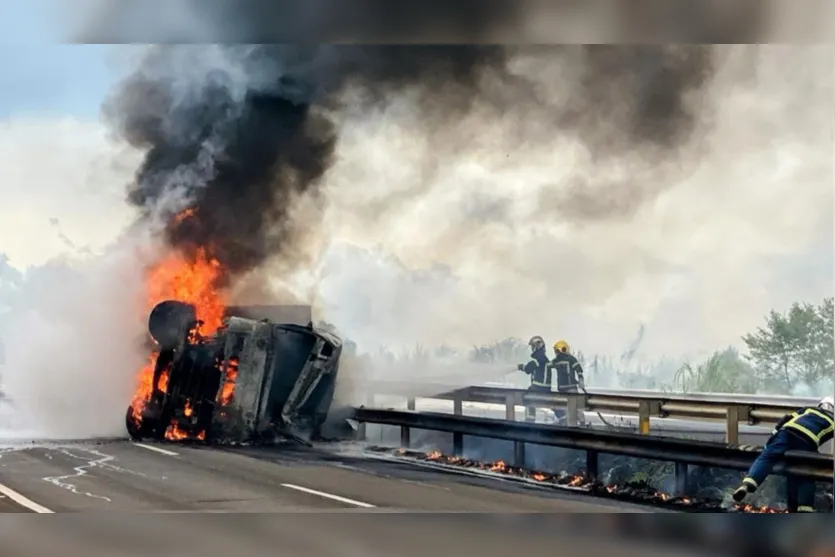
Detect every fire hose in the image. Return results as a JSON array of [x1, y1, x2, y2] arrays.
[[577, 379, 626, 429]]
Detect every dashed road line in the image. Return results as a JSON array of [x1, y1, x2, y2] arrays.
[[281, 483, 376, 508], [133, 443, 179, 457]]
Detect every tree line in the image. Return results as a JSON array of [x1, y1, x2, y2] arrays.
[[680, 297, 833, 396]]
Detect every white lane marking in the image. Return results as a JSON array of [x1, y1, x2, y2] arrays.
[[133, 443, 179, 457], [0, 482, 54, 513], [281, 483, 376, 508]]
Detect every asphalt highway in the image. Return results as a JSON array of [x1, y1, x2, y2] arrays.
[[0, 440, 658, 513]]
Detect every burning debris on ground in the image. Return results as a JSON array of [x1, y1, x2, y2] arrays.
[[367, 446, 793, 513]]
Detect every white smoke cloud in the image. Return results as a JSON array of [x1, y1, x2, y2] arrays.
[[305, 45, 833, 362], [0, 244, 150, 439], [0, 116, 149, 439]]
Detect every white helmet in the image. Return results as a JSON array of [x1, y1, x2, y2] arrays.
[[818, 396, 834, 413], [528, 336, 546, 352]]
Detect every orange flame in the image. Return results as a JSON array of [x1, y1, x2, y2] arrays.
[[219, 357, 239, 406], [146, 245, 227, 336], [128, 356, 158, 423], [490, 460, 507, 472], [128, 217, 230, 439], [157, 368, 170, 392], [386, 448, 791, 513], [164, 420, 205, 441]]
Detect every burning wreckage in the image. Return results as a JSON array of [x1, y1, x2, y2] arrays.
[[126, 300, 343, 445]]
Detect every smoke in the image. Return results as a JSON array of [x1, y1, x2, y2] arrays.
[[0, 9, 821, 445], [107, 43, 720, 277], [0, 116, 149, 439], [102, 42, 742, 334], [99, 2, 758, 286], [0, 243, 152, 439], [67, 8, 828, 402], [791, 378, 834, 400], [312, 44, 832, 362]]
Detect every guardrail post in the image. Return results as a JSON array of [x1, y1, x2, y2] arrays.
[[506, 393, 525, 467], [525, 405, 536, 423], [454, 395, 463, 416], [586, 450, 599, 481], [674, 463, 688, 496], [453, 394, 464, 455], [638, 401, 651, 435], [407, 397, 416, 411], [356, 392, 377, 441], [400, 425, 411, 448], [786, 478, 798, 512], [505, 394, 515, 421], [725, 406, 740, 444], [566, 396, 579, 427], [453, 432, 463, 456]]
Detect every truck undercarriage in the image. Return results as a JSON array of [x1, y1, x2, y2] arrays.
[[127, 300, 342, 445]]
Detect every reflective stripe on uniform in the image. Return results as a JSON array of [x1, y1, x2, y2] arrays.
[[783, 408, 835, 445], [797, 505, 815, 512], [531, 380, 550, 387], [742, 477, 757, 488], [808, 408, 835, 423]]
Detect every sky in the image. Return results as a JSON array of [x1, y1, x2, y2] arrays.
[[0, 44, 114, 119], [0, 3, 142, 270], [0, 40, 140, 269], [0, 1, 116, 116]]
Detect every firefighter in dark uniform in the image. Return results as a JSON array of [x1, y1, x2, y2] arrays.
[[732, 395, 834, 512], [518, 336, 560, 422], [518, 336, 551, 391], [549, 340, 585, 393]]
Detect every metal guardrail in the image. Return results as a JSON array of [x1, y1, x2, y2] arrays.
[[350, 380, 815, 444], [353, 407, 833, 510]]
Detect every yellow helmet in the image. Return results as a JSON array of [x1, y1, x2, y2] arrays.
[[554, 340, 570, 353]]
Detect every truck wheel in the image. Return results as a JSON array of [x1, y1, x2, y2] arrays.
[[126, 406, 144, 440], [126, 405, 159, 440]]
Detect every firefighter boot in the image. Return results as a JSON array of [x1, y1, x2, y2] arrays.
[[732, 483, 755, 503]]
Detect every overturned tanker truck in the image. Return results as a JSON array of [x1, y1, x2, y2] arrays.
[[126, 300, 343, 445]]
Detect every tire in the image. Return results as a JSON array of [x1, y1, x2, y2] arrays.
[[126, 405, 146, 440], [126, 405, 161, 440]]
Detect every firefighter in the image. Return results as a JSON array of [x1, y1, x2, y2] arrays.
[[549, 340, 585, 393], [518, 335, 561, 423], [732, 395, 835, 512], [517, 336, 552, 391]]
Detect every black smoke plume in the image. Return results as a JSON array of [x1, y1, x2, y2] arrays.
[[102, 7, 767, 283]]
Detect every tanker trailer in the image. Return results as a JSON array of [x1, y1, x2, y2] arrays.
[[126, 300, 342, 444]]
